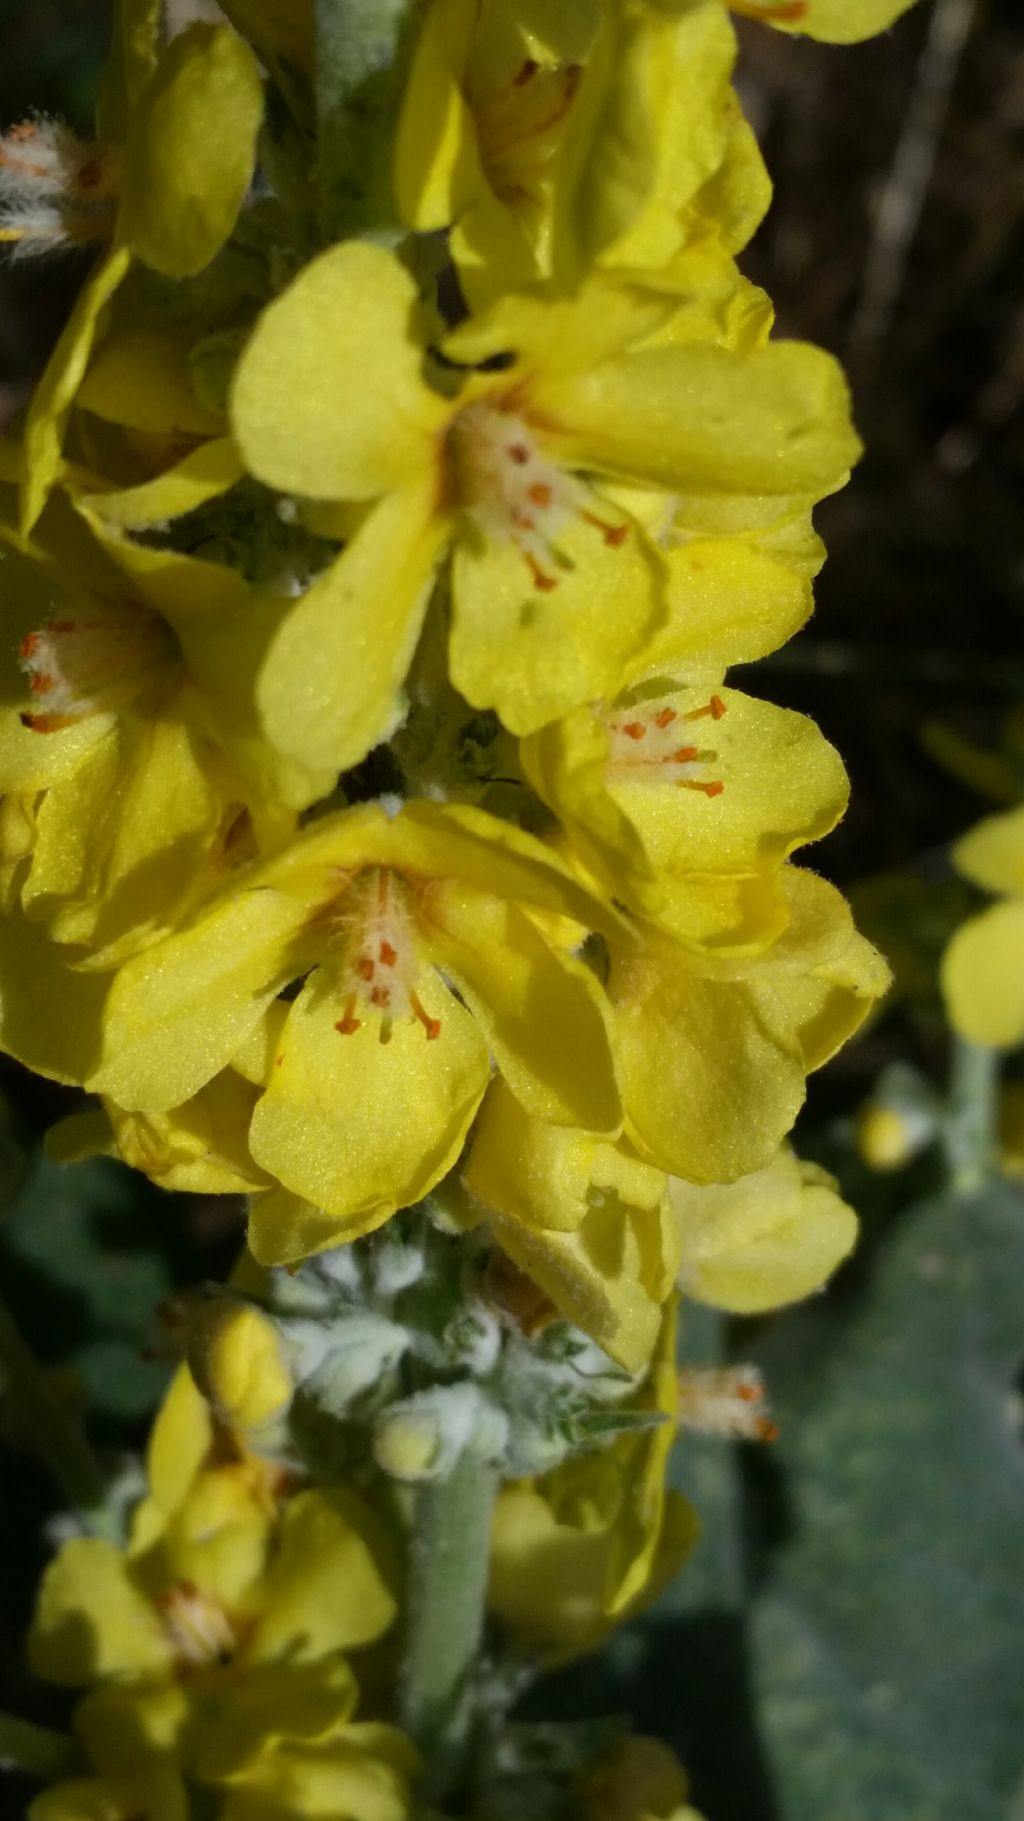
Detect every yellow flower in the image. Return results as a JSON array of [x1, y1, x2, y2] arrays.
[[395, 0, 753, 301], [14, 15, 263, 533], [0, 490, 313, 970], [187, 1300, 294, 1435], [29, 1458, 400, 1803], [30, 1769, 189, 1821], [521, 681, 848, 942], [230, 240, 858, 764], [581, 1736, 705, 1821], [941, 805, 1024, 1048], [464, 1080, 676, 1370], [87, 799, 624, 1260], [609, 867, 891, 1184], [670, 1143, 858, 1311], [489, 1301, 697, 1660], [47, 1068, 271, 1199], [651, 0, 919, 44]]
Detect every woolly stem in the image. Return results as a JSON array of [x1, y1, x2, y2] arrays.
[[944, 1035, 998, 1191], [400, 1451, 498, 1799]]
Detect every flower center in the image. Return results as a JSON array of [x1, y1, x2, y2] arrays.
[[676, 1366, 778, 1442], [471, 59, 582, 208], [0, 119, 119, 257], [332, 867, 441, 1043], [603, 694, 728, 796], [449, 398, 629, 591], [156, 1579, 240, 1671], [18, 608, 178, 731]]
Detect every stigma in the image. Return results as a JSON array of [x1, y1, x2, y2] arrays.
[[18, 609, 177, 731], [333, 868, 441, 1043], [604, 694, 727, 795], [450, 398, 629, 591]]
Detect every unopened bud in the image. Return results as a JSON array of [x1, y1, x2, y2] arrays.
[[856, 1101, 932, 1172], [373, 1409, 443, 1481], [188, 1300, 292, 1432]]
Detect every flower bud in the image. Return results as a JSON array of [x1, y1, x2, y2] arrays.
[[187, 1300, 293, 1432]]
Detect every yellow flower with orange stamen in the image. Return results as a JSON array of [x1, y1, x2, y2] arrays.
[[230, 240, 857, 770], [522, 681, 849, 946], [85, 798, 625, 1262]]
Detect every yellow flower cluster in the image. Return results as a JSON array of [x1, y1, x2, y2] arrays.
[[1, 0, 891, 1354], [0, 0, 914, 1809]]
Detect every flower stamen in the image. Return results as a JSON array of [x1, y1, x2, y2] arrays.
[[450, 399, 629, 593], [604, 695, 727, 794], [676, 1366, 778, 1442]]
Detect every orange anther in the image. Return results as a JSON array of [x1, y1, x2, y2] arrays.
[[709, 694, 727, 720], [654, 707, 677, 729], [356, 955, 375, 980], [336, 995, 362, 1036], [507, 443, 531, 465], [620, 721, 646, 741], [28, 672, 56, 696], [680, 779, 724, 797], [526, 553, 557, 592], [672, 745, 699, 763], [528, 482, 553, 508], [603, 522, 628, 548], [410, 990, 442, 1041], [756, 1418, 780, 1442], [685, 694, 728, 723], [19, 632, 39, 658], [379, 940, 398, 967], [370, 984, 391, 1009], [737, 1382, 759, 1402]]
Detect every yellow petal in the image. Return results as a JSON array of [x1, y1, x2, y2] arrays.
[[248, 967, 489, 1228], [120, 24, 264, 277], [28, 1539, 170, 1686], [0, 909, 108, 1085], [539, 338, 859, 499], [246, 1488, 397, 1663], [246, 1186, 394, 1267], [671, 1145, 857, 1312], [105, 1071, 267, 1195], [393, 0, 481, 230], [21, 247, 132, 536], [77, 327, 225, 436], [951, 805, 1024, 897], [624, 529, 815, 680], [30, 1772, 188, 1821], [758, 0, 919, 44], [941, 900, 1024, 1049], [81, 437, 244, 530], [255, 482, 447, 782], [423, 882, 622, 1133], [23, 712, 224, 960], [231, 241, 448, 500], [610, 930, 806, 1183], [449, 506, 664, 734], [89, 886, 314, 1110]]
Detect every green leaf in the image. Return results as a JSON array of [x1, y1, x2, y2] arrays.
[[0, 1152, 175, 1422], [747, 1178, 1024, 1820]]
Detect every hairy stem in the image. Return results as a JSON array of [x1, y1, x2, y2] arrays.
[[0, 1292, 119, 1543], [944, 1035, 998, 1191], [400, 1451, 498, 1799]]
